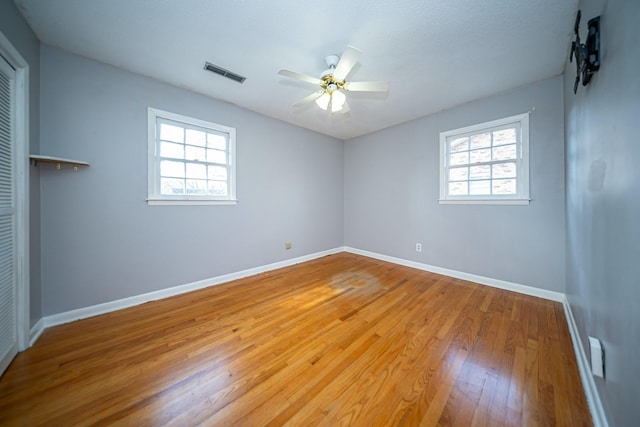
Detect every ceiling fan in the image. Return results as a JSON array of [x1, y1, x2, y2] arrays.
[[278, 46, 390, 114]]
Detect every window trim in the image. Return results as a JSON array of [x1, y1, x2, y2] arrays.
[[147, 107, 237, 206], [438, 113, 530, 205]]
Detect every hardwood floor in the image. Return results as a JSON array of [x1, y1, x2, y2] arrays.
[[0, 253, 591, 426]]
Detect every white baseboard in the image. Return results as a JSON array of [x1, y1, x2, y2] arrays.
[[36, 245, 563, 328], [344, 247, 565, 302], [36, 246, 563, 333], [562, 298, 608, 427], [42, 247, 344, 330], [29, 318, 45, 347]]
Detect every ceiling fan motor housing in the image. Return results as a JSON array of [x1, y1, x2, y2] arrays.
[[325, 54, 340, 68], [320, 54, 340, 80]]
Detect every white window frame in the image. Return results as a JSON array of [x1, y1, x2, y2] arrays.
[[147, 107, 237, 206], [439, 113, 530, 205]]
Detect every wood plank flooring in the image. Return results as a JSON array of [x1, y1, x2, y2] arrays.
[[0, 253, 592, 426]]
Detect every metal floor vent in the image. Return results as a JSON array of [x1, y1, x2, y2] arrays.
[[204, 62, 246, 83]]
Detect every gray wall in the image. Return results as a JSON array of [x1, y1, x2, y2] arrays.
[[0, 0, 41, 327], [564, 0, 640, 425], [345, 76, 566, 292], [39, 46, 344, 315]]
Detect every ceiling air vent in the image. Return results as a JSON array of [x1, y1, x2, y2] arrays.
[[204, 62, 246, 83]]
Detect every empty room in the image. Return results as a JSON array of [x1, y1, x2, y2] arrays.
[[0, 0, 638, 425]]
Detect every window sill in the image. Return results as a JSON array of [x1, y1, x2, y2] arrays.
[[147, 199, 238, 206], [438, 198, 530, 205]]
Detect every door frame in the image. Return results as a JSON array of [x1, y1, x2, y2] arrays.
[[0, 30, 30, 351]]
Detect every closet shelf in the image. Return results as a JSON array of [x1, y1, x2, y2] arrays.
[[30, 155, 89, 171]]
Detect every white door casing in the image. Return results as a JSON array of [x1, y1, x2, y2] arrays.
[[0, 30, 30, 377], [0, 50, 18, 375]]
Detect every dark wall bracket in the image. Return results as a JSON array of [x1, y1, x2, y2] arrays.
[[570, 10, 601, 94]]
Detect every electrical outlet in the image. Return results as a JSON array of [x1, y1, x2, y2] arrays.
[[415, 243, 422, 252], [285, 241, 292, 250], [589, 336, 604, 377]]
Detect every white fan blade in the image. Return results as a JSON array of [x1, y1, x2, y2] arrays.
[[345, 81, 390, 92], [278, 69, 322, 86], [333, 46, 362, 81], [293, 90, 325, 108]]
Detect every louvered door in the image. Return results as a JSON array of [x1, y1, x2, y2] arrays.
[[0, 53, 17, 376]]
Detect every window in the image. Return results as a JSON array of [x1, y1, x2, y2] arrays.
[[147, 108, 236, 205], [439, 113, 529, 205]]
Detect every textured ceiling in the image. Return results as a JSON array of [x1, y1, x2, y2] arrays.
[[15, 0, 578, 140]]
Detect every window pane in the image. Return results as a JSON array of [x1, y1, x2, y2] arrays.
[[469, 148, 491, 164], [469, 165, 490, 180], [493, 128, 516, 146], [186, 129, 207, 147], [493, 144, 517, 161], [208, 165, 227, 180], [449, 137, 468, 153], [186, 163, 207, 179], [160, 160, 185, 178], [469, 180, 491, 195], [440, 114, 527, 203], [492, 178, 516, 194], [208, 149, 227, 164], [160, 124, 184, 143], [470, 132, 491, 149], [208, 134, 227, 150], [186, 145, 206, 161], [208, 180, 228, 196], [449, 167, 468, 181], [186, 179, 207, 195], [160, 141, 184, 159], [448, 181, 468, 195], [492, 162, 517, 178], [153, 111, 235, 202], [161, 178, 185, 195]]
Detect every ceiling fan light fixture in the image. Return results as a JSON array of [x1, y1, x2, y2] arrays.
[[331, 90, 346, 113], [315, 92, 331, 110]]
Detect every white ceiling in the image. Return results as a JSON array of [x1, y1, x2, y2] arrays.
[[15, 0, 578, 140]]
